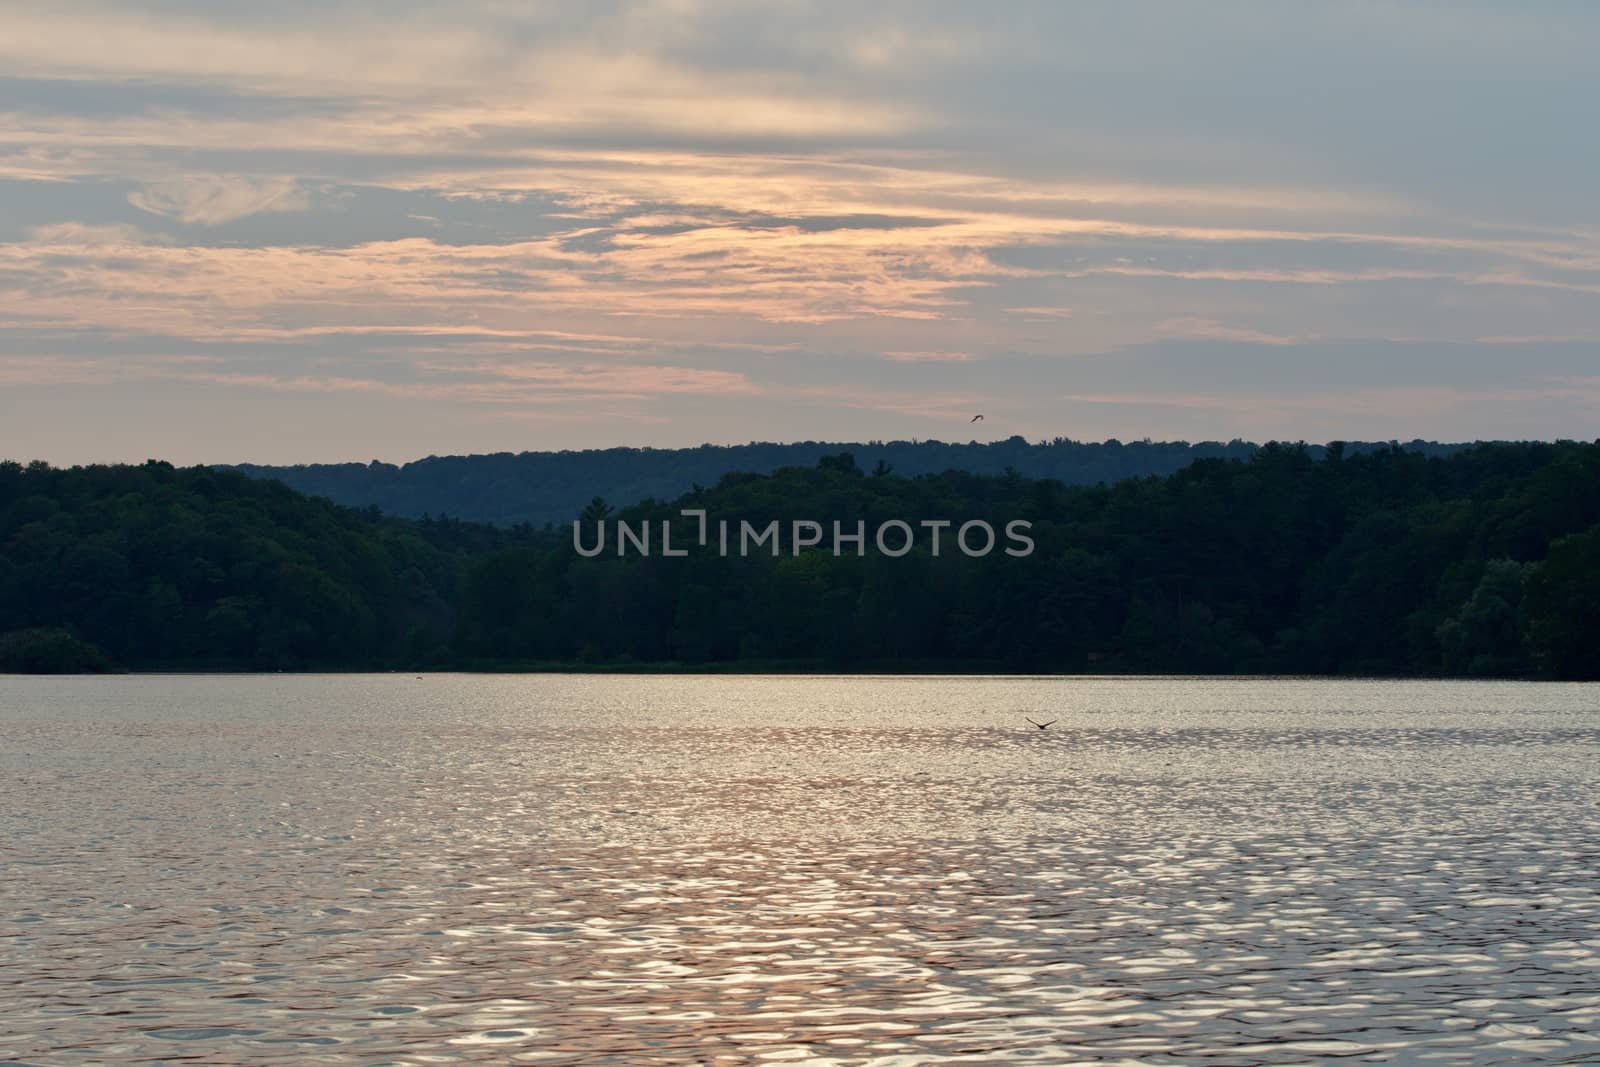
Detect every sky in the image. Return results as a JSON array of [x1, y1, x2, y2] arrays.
[[2, 1, 1598, 465]]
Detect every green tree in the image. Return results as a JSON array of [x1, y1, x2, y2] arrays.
[[1435, 560, 1530, 676], [1523, 525, 1600, 679]]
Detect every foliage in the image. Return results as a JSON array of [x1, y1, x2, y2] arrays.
[[4, 443, 1597, 677], [1523, 524, 1600, 680], [0, 627, 115, 673], [0, 460, 473, 671], [452, 441, 1598, 679]]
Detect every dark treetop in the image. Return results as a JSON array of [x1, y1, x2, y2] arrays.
[[221, 437, 1471, 527], [3, 440, 1596, 678]]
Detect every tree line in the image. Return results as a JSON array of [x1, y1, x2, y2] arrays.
[[223, 437, 1469, 527], [2, 441, 1596, 677]]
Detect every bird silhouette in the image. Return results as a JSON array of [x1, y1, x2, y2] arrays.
[[1025, 717, 1057, 730], [971, 414, 984, 422]]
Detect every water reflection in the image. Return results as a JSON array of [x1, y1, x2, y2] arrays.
[[1, 675, 1597, 1064]]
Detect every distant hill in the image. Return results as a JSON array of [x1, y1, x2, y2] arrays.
[[223, 437, 1472, 526]]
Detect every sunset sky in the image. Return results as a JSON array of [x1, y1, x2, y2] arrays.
[[3, 1, 1598, 464]]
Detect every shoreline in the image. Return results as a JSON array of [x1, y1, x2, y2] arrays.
[[1, 662, 1566, 682]]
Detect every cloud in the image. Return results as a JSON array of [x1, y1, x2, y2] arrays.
[[26, 221, 164, 245], [127, 176, 309, 225], [1155, 318, 1304, 346], [1005, 306, 1072, 319], [3, 3, 1600, 461], [0, 349, 754, 402], [880, 350, 973, 362]]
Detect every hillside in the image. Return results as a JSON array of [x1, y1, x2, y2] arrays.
[[223, 437, 1472, 527], [0, 460, 496, 671], [7, 443, 1594, 677], [455, 441, 1599, 678]]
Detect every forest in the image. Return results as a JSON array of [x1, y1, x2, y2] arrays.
[[2, 441, 1597, 678], [225, 437, 1469, 527]]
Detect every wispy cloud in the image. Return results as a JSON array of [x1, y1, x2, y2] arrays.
[[128, 176, 309, 225], [880, 350, 974, 363], [2, 1, 1598, 462]]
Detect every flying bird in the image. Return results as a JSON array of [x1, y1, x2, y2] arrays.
[[971, 414, 984, 422], [1026, 717, 1057, 730]]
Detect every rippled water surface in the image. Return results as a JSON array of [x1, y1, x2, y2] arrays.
[[2, 674, 1598, 1064]]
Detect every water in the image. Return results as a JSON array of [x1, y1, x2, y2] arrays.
[[2, 674, 1597, 1065]]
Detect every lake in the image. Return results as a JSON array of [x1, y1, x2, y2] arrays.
[[2, 674, 1597, 1064]]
